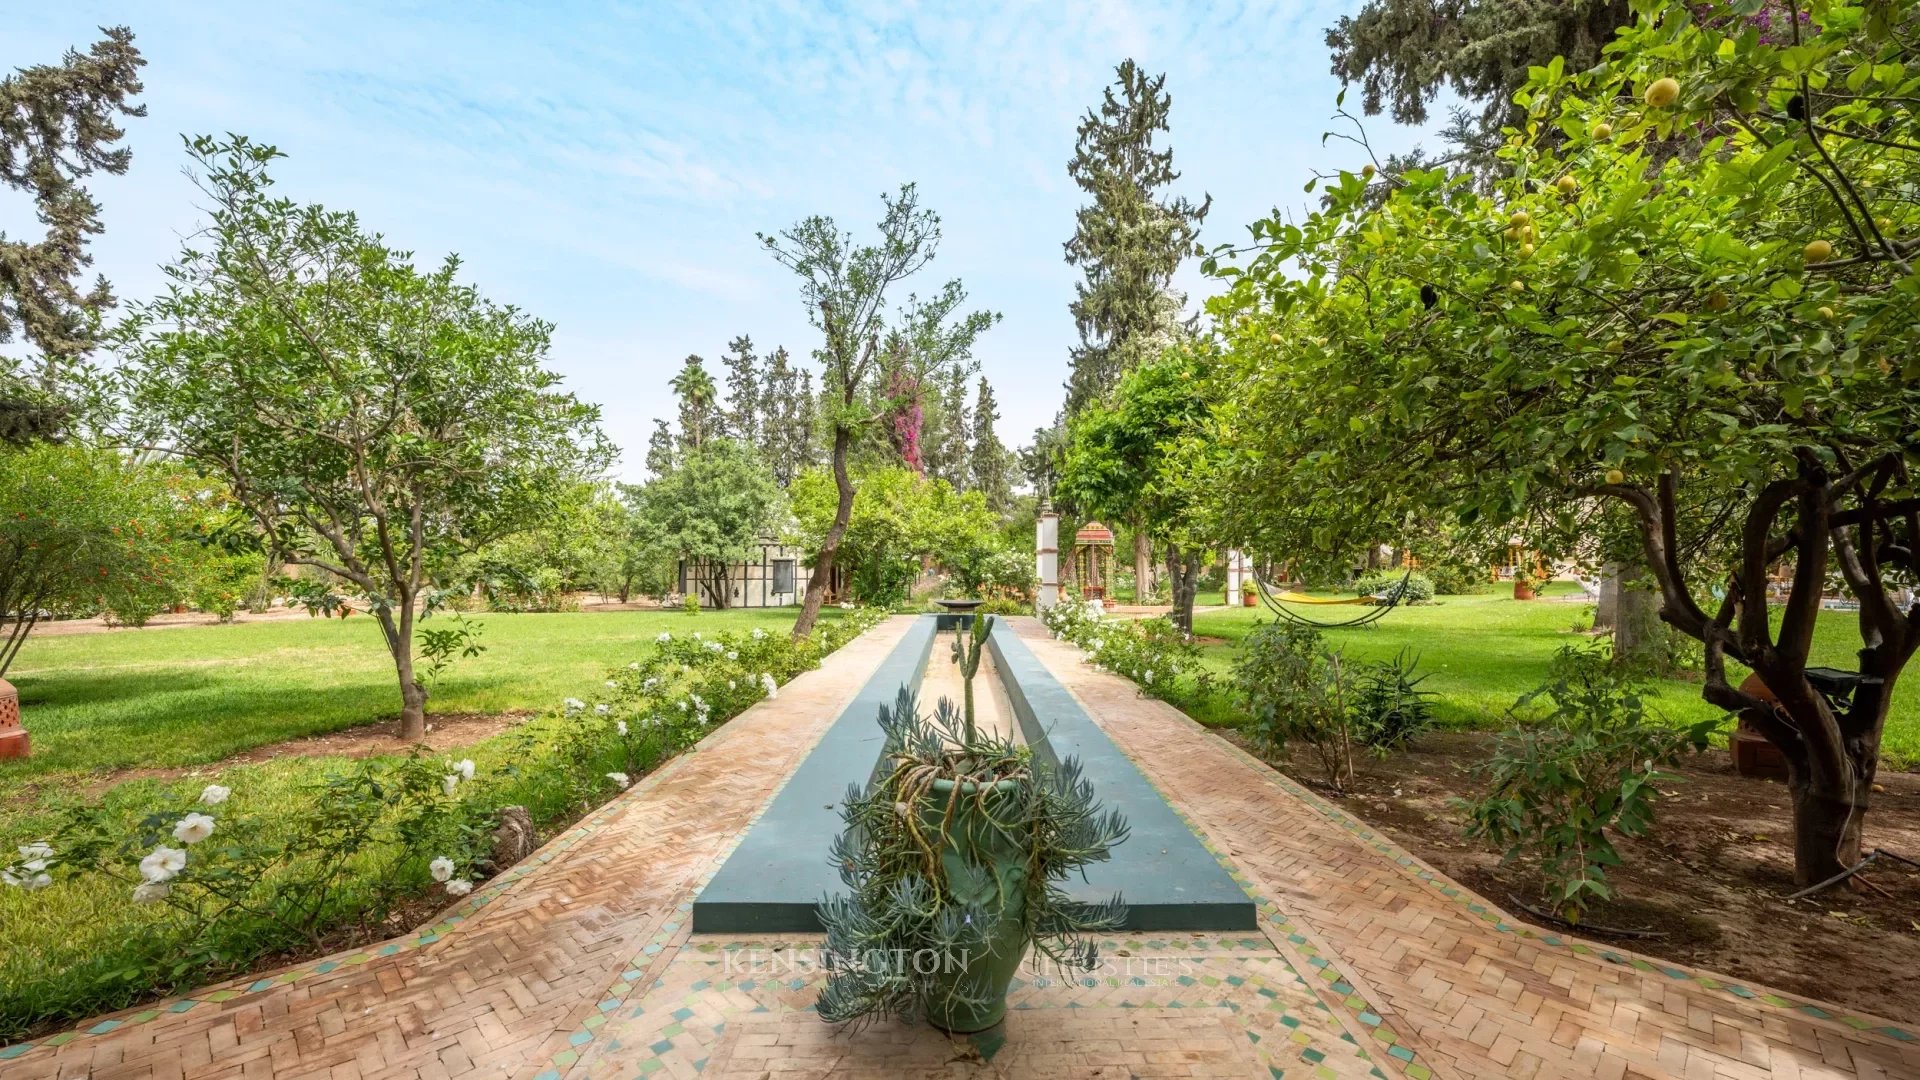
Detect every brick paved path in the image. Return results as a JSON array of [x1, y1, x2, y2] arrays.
[[0, 619, 916, 1080], [6, 615, 1917, 1080]]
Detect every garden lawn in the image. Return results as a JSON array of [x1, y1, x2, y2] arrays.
[[1189, 585, 1920, 769], [1, 608, 829, 783]]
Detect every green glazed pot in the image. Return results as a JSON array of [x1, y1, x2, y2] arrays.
[[921, 776, 1029, 1034]]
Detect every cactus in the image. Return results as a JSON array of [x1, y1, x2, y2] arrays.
[[949, 613, 994, 743]]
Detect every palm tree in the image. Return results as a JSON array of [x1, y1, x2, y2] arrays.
[[670, 355, 718, 449]]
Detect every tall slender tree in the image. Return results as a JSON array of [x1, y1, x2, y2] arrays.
[[760, 346, 816, 487], [0, 25, 145, 428], [720, 334, 762, 445], [644, 418, 677, 478], [670, 354, 718, 450], [969, 377, 1014, 513], [762, 185, 997, 638], [1063, 60, 1209, 416]]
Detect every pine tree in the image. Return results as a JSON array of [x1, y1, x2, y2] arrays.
[[1326, 1, 1631, 182], [721, 334, 761, 445], [922, 363, 971, 488], [0, 25, 145, 432], [760, 346, 816, 487], [1063, 60, 1209, 416], [644, 418, 676, 478], [670, 354, 718, 450], [969, 377, 1014, 512]]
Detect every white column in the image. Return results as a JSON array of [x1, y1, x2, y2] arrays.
[[1036, 504, 1060, 610]]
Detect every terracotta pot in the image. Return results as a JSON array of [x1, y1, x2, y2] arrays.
[[1513, 582, 1536, 600], [0, 678, 28, 760], [1242, 592, 1256, 607]]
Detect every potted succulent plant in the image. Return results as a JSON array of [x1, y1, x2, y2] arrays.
[[1513, 569, 1539, 601], [817, 615, 1129, 1033]]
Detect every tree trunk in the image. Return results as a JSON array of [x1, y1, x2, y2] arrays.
[[376, 599, 427, 742], [1134, 528, 1152, 604], [1593, 561, 1620, 630], [1165, 545, 1202, 636], [1614, 581, 1664, 668], [792, 427, 852, 639], [1789, 780, 1864, 886]]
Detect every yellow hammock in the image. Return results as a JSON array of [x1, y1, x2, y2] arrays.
[[1269, 591, 1377, 606]]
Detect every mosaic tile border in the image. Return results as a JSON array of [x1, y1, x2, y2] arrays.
[[565, 944, 1392, 1080], [0, 622, 893, 1063]]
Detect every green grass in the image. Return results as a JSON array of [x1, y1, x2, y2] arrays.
[[0, 606, 858, 1039], [1190, 586, 1920, 767], [2, 608, 827, 782]]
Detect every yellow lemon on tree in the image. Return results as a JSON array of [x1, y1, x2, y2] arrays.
[[1556, 175, 1578, 195], [1804, 239, 1834, 264], [1818, 305, 1836, 321], [1509, 210, 1531, 229], [1645, 77, 1681, 108], [1509, 279, 1526, 292], [1706, 289, 1730, 312], [1361, 163, 1376, 179], [1269, 332, 1283, 344], [1605, 468, 1625, 485], [1519, 243, 1536, 259], [1591, 121, 1613, 140]]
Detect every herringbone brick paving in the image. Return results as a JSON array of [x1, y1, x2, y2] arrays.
[[8, 614, 1918, 1079], [0, 618, 917, 1080], [1008, 618, 1920, 1080]]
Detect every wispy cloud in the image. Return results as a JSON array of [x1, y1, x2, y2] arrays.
[[10, 0, 1448, 479]]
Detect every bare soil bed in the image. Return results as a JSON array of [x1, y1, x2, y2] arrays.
[[1221, 728, 1920, 1026]]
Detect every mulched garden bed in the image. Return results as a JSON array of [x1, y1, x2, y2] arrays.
[[1219, 728, 1920, 1026]]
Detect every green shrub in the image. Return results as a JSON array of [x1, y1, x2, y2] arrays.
[[1425, 562, 1491, 595], [1230, 624, 1362, 791], [681, 592, 701, 614], [1041, 599, 1196, 700], [974, 598, 1029, 617], [191, 551, 267, 621], [1348, 649, 1436, 751], [1354, 570, 1435, 604], [1461, 646, 1716, 924]]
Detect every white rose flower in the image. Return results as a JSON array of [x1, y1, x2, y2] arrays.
[[628, 661, 640, 670], [429, 856, 455, 883], [172, 813, 216, 845], [677, 700, 688, 712], [140, 845, 188, 883], [1143, 670, 1155, 685], [594, 703, 610, 715], [198, 784, 231, 806], [132, 881, 171, 904], [607, 771, 631, 788], [655, 631, 671, 643], [564, 697, 586, 713], [445, 879, 474, 897], [604, 680, 617, 689], [728, 679, 737, 691], [643, 677, 659, 690], [761, 673, 778, 699], [751, 627, 766, 640], [455, 759, 476, 781], [616, 720, 629, 736], [442, 774, 461, 796], [725, 650, 738, 661]]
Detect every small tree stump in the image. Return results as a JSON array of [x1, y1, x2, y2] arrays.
[[488, 806, 535, 869]]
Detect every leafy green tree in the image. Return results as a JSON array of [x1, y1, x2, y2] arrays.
[[0, 25, 145, 434], [670, 354, 719, 451], [1063, 60, 1210, 416], [720, 334, 762, 446], [1327, 0, 1632, 182], [118, 136, 610, 740], [1213, 1, 1920, 884], [635, 439, 783, 609], [761, 184, 998, 636], [789, 465, 998, 606], [1058, 348, 1222, 632], [0, 444, 192, 675]]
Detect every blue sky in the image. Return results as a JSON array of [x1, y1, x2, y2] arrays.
[[10, 1, 1446, 480]]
